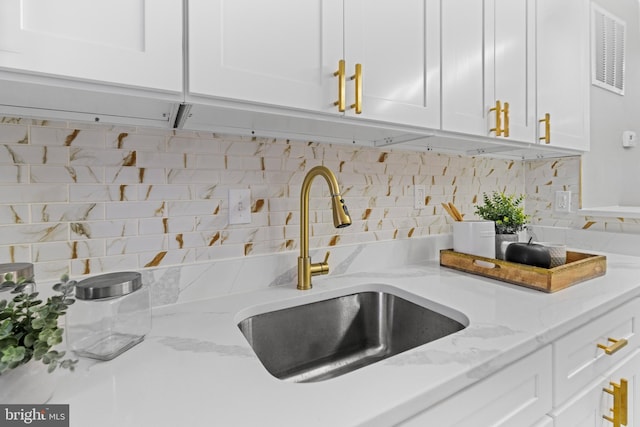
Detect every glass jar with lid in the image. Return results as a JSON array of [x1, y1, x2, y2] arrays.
[[66, 272, 151, 361]]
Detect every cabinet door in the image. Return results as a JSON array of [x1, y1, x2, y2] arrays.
[[536, 0, 590, 151], [552, 350, 640, 427], [490, 0, 536, 142], [441, 0, 485, 135], [0, 0, 182, 92], [398, 346, 552, 427], [188, 0, 343, 115], [442, 0, 534, 142], [344, 0, 440, 128]]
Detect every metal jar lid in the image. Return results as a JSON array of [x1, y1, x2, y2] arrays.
[[0, 263, 34, 284], [75, 272, 142, 300]]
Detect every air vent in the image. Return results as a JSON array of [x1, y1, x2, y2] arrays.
[[592, 5, 626, 95]]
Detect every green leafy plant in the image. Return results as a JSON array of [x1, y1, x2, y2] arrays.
[[0, 274, 77, 375], [474, 191, 529, 234]]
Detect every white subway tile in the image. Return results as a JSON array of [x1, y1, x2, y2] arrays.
[[0, 165, 27, 183], [108, 132, 165, 150], [0, 223, 69, 244], [33, 240, 105, 262], [167, 136, 220, 154], [70, 185, 138, 202], [0, 244, 31, 264], [0, 124, 28, 144], [70, 220, 137, 239], [30, 165, 103, 183], [106, 235, 167, 256], [138, 184, 192, 201], [30, 203, 104, 223], [0, 184, 68, 203], [0, 205, 30, 225], [106, 201, 166, 219], [1, 145, 68, 165], [105, 167, 166, 184], [31, 127, 105, 148]]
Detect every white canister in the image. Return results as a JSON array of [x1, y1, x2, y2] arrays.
[[453, 221, 496, 259]]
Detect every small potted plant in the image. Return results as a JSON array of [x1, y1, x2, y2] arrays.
[[474, 191, 529, 259], [0, 273, 77, 403]]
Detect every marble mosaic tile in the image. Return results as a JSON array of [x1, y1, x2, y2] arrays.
[[1, 114, 533, 284]]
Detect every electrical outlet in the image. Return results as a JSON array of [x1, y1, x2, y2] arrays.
[[555, 191, 571, 213], [229, 189, 251, 224], [414, 185, 426, 209]]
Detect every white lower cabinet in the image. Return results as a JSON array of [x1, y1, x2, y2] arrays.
[[397, 346, 552, 427], [394, 298, 640, 426], [551, 350, 640, 427], [552, 298, 640, 407]]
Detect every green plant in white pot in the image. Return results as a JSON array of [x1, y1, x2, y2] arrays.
[[474, 191, 529, 259], [0, 274, 77, 403]]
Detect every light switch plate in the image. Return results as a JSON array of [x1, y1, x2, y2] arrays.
[[229, 189, 251, 224]]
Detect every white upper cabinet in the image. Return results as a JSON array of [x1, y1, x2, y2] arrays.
[[441, 0, 535, 143], [535, 0, 590, 151], [188, 0, 440, 128], [188, 0, 344, 115], [343, 0, 440, 128], [0, 0, 183, 92]]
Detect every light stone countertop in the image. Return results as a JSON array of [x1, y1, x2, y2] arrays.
[[51, 252, 640, 427]]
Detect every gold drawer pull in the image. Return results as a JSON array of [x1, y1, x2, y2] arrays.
[[349, 63, 362, 114], [603, 378, 628, 427], [489, 100, 502, 136], [598, 338, 628, 355], [539, 113, 551, 144], [502, 102, 510, 137], [334, 59, 346, 112]]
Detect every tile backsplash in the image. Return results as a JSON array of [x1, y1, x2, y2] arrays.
[[1, 116, 525, 283]]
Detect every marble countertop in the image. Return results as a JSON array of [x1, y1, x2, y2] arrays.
[[52, 252, 640, 427]]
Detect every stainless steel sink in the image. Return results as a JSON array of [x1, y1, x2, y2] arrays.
[[237, 290, 467, 383]]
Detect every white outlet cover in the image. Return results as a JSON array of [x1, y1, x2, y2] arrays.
[[414, 185, 426, 209], [229, 189, 251, 224], [554, 191, 571, 213]]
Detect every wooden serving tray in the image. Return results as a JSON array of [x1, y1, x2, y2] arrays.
[[440, 249, 606, 293]]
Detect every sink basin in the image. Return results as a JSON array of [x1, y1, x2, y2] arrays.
[[238, 289, 467, 383]]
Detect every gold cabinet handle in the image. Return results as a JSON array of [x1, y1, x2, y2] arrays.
[[334, 60, 346, 112], [598, 338, 628, 355], [603, 378, 628, 427], [502, 102, 510, 137], [490, 100, 502, 136], [621, 378, 628, 426], [349, 63, 362, 114], [539, 113, 551, 144]]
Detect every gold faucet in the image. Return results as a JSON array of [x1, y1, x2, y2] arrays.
[[298, 166, 352, 290]]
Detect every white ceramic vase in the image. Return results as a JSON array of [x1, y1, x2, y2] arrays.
[[0, 362, 59, 404]]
